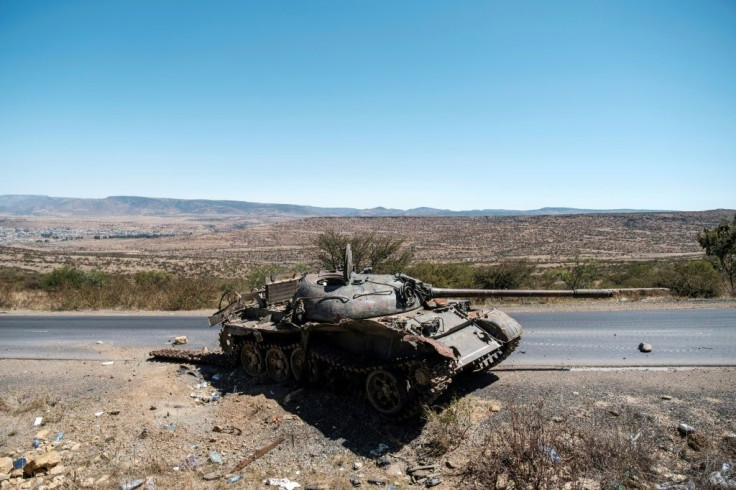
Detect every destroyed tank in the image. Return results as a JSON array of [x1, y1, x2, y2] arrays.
[[206, 245, 618, 416]]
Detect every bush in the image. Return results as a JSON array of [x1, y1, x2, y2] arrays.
[[669, 261, 722, 298], [41, 265, 107, 289], [473, 259, 536, 289], [404, 263, 475, 288], [134, 270, 171, 287], [554, 255, 599, 289]]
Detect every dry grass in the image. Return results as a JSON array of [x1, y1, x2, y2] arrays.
[[463, 399, 658, 489], [418, 398, 474, 458]]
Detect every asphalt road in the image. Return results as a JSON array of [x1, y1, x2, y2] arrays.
[[1, 309, 734, 367]]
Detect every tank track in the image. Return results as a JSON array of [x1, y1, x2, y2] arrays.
[[148, 348, 236, 367], [307, 342, 454, 417], [471, 338, 521, 371]]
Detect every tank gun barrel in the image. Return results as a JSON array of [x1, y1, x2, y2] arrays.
[[429, 287, 669, 299]]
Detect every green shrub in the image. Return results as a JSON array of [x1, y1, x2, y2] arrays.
[[555, 255, 599, 289], [603, 261, 677, 289], [669, 261, 722, 298], [41, 265, 107, 289], [404, 263, 475, 288], [134, 270, 171, 287], [473, 259, 536, 289]]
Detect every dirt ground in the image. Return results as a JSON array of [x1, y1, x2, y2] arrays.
[[1, 344, 734, 489]]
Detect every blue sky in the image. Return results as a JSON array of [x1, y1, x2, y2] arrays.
[[1, 1, 734, 211]]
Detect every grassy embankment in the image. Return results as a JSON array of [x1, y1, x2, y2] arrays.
[[0, 257, 728, 311]]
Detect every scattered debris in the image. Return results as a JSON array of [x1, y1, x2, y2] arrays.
[[120, 479, 145, 490], [33, 416, 43, 426], [265, 478, 302, 490], [283, 389, 305, 404], [489, 402, 502, 412], [232, 437, 285, 472], [228, 475, 242, 483], [96, 340, 104, 344], [173, 336, 188, 345], [367, 477, 387, 486], [176, 455, 198, 471], [541, 445, 561, 463], [212, 373, 221, 381], [353, 461, 363, 470], [95, 411, 105, 417], [102, 361, 114, 366], [55, 431, 65, 442], [638, 342, 653, 353], [369, 443, 389, 457], [163, 424, 177, 430], [213, 425, 242, 435], [11, 458, 26, 471], [203, 471, 221, 481], [209, 452, 223, 465], [33, 437, 40, 448], [678, 423, 695, 436], [377, 456, 390, 467], [350, 477, 362, 487], [425, 477, 441, 487]]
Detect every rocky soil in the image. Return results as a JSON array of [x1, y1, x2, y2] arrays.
[[1, 346, 734, 489]]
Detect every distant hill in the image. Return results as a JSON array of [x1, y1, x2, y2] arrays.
[[0, 194, 671, 218]]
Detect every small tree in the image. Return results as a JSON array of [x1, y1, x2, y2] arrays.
[[311, 229, 413, 273], [556, 255, 599, 290], [473, 259, 537, 289], [698, 214, 736, 295]]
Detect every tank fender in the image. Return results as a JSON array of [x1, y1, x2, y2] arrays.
[[475, 309, 523, 343], [402, 335, 456, 360]]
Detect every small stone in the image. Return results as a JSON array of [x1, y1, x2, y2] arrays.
[[202, 471, 221, 481], [95, 475, 109, 486], [350, 477, 361, 487], [551, 416, 564, 423], [638, 342, 652, 353], [489, 402, 502, 412], [445, 460, 457, 469], [24, 451, 61, 476], [353, 461, 363, 470], [0, 457, 12, 474], [35, 430, 50, 441], [48, 466, 65, 476], [367, 478, 387, 486], [678, 423, 695, 436], [10, 469, 23, 478], [608, 410, 620, 417], [376, 456, 390, 467], [173, 336, 188, 345], [149, 406, 156, 411], [661, 395, 673, 400], [425, 477, 441, 487]]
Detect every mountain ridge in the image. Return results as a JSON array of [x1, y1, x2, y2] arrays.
[[0, 194, 674, 218]]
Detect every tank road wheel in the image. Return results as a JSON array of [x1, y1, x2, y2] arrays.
[[365, 369, 408, 416], [240, 343, 264, 377], [265, 347, 291, 382], [290, 347, 305, 381]]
